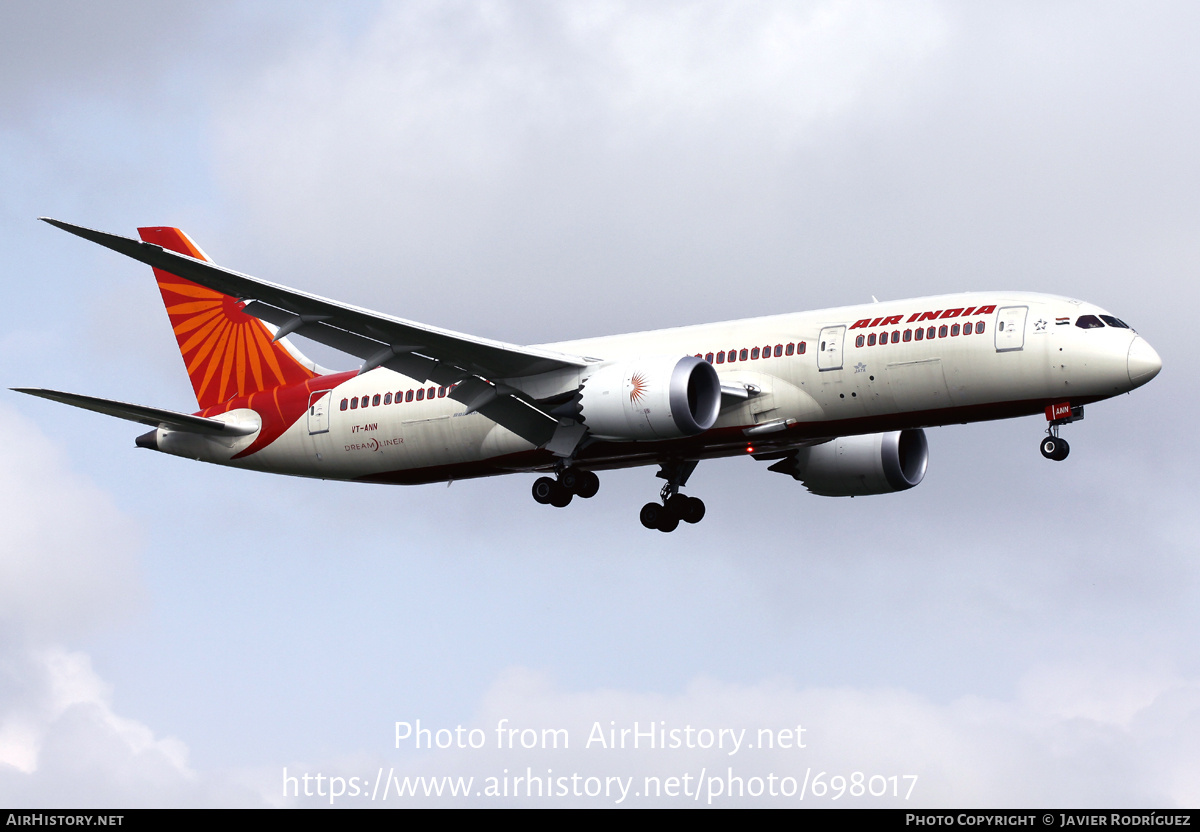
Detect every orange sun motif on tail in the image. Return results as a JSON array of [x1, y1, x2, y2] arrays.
[[138, 227, 316, 410]]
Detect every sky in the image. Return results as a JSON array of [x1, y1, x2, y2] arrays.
[[1, 0, 1197, 808]]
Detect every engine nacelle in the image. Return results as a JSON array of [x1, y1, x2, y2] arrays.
[[777, 429, 929, 496], [578, 356, 722, 440]]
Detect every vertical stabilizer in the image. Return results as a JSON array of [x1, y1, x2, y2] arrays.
[[138, 227, 317, 409]]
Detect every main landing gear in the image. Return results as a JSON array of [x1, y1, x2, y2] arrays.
[[1040, 404, 1083, 462], [531, 466, 600, 508], [640, 460, 706, 533]]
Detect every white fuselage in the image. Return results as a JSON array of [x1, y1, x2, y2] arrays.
[[160, 292, 1157, 484]]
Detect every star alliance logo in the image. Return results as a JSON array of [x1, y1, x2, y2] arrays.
[[1034, 318, 1048, 331], [854, 362, 867, 373]]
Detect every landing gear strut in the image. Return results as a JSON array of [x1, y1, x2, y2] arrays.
[[1040, 404, 1083, 462], [532, 466, 600, 508], [640, 460, 706, 532]]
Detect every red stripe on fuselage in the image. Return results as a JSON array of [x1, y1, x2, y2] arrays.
[[353, 394, 1098, 485], [197, 371, 356, 459]]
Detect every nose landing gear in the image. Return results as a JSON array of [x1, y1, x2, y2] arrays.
[[1040, 403, 1083, 462], [640, 459, 706, 532]]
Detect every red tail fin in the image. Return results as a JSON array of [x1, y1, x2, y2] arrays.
[[138, 227, 316, 409]]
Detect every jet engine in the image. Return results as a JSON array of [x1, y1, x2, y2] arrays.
[[577, 356, 722, 441], [771, 429, 929, 496]]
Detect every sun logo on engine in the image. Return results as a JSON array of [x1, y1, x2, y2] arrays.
[[629, 372, 647, 404]]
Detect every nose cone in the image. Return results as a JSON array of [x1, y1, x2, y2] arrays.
[[1127, 336, 1162, 388]]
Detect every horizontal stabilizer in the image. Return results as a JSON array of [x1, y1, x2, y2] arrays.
[[12, 388, 258, 436]]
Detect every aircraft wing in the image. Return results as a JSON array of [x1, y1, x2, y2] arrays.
[[41, 218, 593, 449], [12, 388, 258, 436], [40, 219, 590, 382]]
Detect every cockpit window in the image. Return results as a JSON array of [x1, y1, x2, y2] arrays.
[[1100, 315, 1129, 329], [1075, 315, 1104, 329]]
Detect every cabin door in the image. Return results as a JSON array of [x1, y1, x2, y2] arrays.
[[994, 306, 1028, 352], [307, 390, 331, 434], [817, 326, 845, 371]]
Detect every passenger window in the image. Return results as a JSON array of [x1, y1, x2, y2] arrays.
[[915, 328, 924, 341], [705, 353, 714, 364], [798, 342, 806, 354], [416, 389, 424, 401], [926, 326, 936, 339], [774, 344, 783, 357], [938, 325, 948, 338], [340, 398, 348, 411], [384, 393, 392, 404], [740, 349, 749, 361], [428, 387, 435, 398], [903, 329, 912, 342], [350, 398, 358, 409], [951, 324, 960, 336], [785, 343, 794, 356], [406, 390, 414, 402], [372, 394, 381, 406], [976, 321, 985, 334], [891, 331, 900, 344], [856, 335, 865, 347], [361, 396, 370, 408], [751, 347, 760, 360], [867, 333, 876, 346], [1075, 315, 1105, 329], [716, 351, 725, 364], [963, 322, 973, 335]]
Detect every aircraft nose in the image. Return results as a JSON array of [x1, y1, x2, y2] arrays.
[[1127, 336, 1162, 388]]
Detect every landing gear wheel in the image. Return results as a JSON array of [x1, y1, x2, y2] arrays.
[[1039, 437, 1057, 459], [665, 494, 689, 519], [1053, 438, 1069, 461], [1040, 436, 1070, 461], [549, 484, 573, 507], [657, 513, 679, 533], [532, 477, 556, 504], [664, 494, 705, 525], [640, 502, 663, 530], [559, 467, 581, 493], [574, 470, 600, 499]]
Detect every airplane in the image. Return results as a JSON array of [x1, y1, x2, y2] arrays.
[[15, 219, 1162, 532]]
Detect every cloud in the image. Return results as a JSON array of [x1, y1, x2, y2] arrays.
[[209, 0, 951, 339], [0, 403, 258, 806], [269, 663, 1200, 807], [0, 403, 141, 639]]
